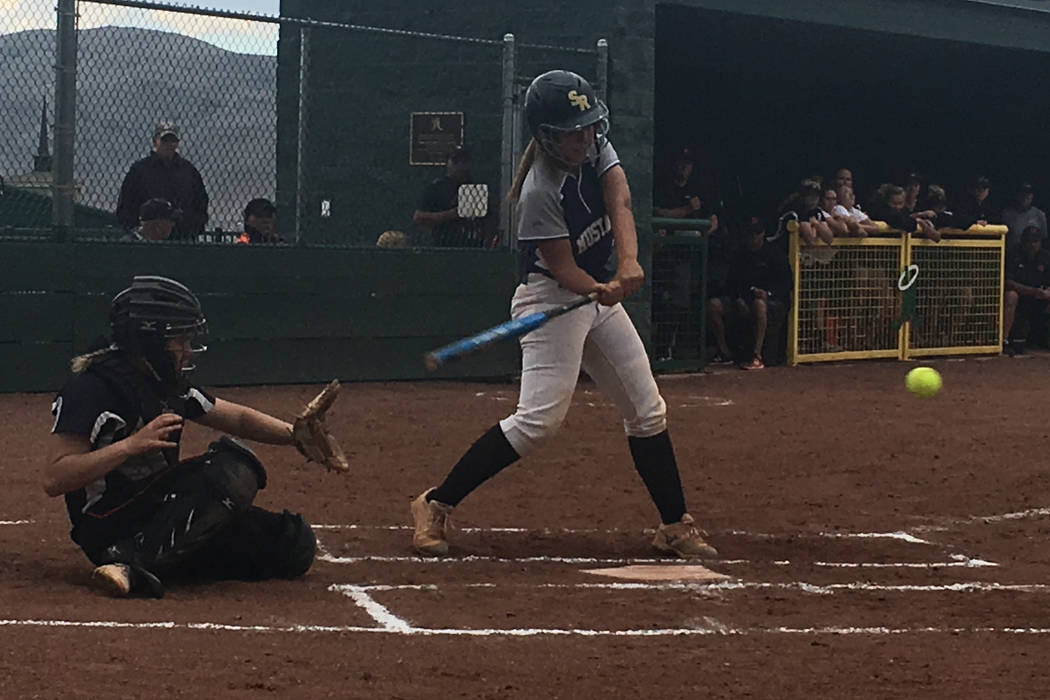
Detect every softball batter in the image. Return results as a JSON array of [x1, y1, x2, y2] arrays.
[[411, 70, 717, 559]]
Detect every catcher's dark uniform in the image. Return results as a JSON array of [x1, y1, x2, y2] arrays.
[[52, 351, 315, 588]]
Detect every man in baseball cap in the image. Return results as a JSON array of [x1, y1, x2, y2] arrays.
[[115, 120, 209, 240], [123, 198, 181, 242]]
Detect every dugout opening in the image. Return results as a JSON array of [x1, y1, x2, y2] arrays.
[[654, 3, 1050, 219]]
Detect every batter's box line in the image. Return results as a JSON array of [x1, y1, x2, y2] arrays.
[[315, 551, 997, 569], [314, 524, 938, 544], [349, 581, 1050, 595], [324, 585, 1050, 638], [7, 615, 1050, 638]]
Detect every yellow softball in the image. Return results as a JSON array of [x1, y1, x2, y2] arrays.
[[905, 367, 942, 399]]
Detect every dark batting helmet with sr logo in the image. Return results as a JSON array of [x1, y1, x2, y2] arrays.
[[524, 70, 609, 160]]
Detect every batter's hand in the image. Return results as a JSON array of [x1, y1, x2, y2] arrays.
[[122, 413, 182, 456], [614, 258, 645, 298], [594, 281, 625, 306]]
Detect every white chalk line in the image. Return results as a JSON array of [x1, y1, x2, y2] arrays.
[[0, 520, 32, 526], [351, 581, 1050, 595], [316, 552, 997, 568], [339, 585, 412, 633], [314, 524, 935, 545], [915, 506, 1050, 531], [7, 617, 1050, 638]]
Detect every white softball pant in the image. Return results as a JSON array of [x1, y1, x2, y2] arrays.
[[499, 275, 667, 457]]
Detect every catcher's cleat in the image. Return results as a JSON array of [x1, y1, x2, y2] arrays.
[[411, 488, 453, 556], [92, 564, 132, 597], [91, 563, 165, 598], [652, 513, 718, 559]]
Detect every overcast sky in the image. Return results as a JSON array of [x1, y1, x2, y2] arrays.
[[1, 0, 285, 53]]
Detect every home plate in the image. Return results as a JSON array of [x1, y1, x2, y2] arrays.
[[581, 565, 730, 582]]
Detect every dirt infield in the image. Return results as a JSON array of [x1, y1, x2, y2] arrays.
[[4, 355, 1050, 698]]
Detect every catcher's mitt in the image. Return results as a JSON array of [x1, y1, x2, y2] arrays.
[[293, 380, 350, 473]]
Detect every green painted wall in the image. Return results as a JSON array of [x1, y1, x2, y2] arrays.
[[0, 239, 520, 393], [277, 0, 658, 332]]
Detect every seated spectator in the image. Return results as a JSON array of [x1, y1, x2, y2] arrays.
[[1003, 225, 1050, 354], [831, 185, 880, 236], [869, 183, 939, 241], [376, 230, 408, 248], [123, 198, 180, 242], [412, 146, 489, 247], [236, 198, 282, 244], [953, 175, 996, 228], [707, 215, 792, 369], [776, 179, 833, 246], [1002, 182, 1048, 253]]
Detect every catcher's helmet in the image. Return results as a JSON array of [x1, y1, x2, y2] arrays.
[[111, 276, 207, 384], [524, 70, 608, 161]]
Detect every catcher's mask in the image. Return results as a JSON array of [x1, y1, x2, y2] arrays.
[[110, 275, 208, 388], [524, 69, 609, 168]]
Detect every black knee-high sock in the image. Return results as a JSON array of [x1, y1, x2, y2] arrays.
[[429, 424, 520, 507], [627, 430, 687, 525]]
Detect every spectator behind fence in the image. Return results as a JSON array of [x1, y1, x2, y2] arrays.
[[915, 184, 960, 230], [413, 146, 489, 247], [654, 147, 704, 220], [1003, 225, 1050, 355], [1002, 182, 1048, 253], [869, 183, 939, 241], [832, 167, 854, 190], [651, 148, 708, 362], [818, 187, 850, 238], [122, 198, 180, 242], [116, 122, 208, 240], [376, 230, 408, 248], [776, 179, 833, 246], [903, 172, 924, 214], [953, 175, 996, 228], [831, 185, 880, 237], [707, 215, 792, 369], [236, 198, 282, 244]]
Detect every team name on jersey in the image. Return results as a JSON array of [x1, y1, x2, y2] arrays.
[[576, 215, 610, 255]]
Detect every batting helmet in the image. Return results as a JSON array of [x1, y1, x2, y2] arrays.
[[111, 276, 207, 386], [524, 70, 608, 162]]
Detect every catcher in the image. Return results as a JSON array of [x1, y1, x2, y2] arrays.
[[43, 276, 349, 598]]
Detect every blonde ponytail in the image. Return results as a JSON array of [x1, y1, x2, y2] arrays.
[[70, 346, 114, 374], [508, 138, 540, 203]]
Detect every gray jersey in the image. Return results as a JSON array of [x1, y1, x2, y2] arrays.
[[517, 140, 621, 283]]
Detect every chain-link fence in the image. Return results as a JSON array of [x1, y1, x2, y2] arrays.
[[1, 1, 61, 232], [1, 0, 604, 246]]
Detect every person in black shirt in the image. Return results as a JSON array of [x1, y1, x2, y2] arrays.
[[413, 146, 491, 247], [953, 176, 996, 228], [707, 215, 792, 369], [869, 183, 940, 241], [116, 122, 209, 240], [1003, 226, 1050, 354], [45, 276, 347, 597]]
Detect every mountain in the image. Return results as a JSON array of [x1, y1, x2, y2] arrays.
[[0, 26, 276, 231]]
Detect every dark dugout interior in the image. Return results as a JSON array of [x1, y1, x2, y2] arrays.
[[655, 4, 1050, 223]]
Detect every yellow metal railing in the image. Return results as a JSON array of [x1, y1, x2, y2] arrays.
[[788, 224, 1006, 365]]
